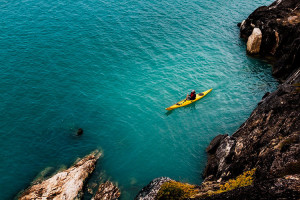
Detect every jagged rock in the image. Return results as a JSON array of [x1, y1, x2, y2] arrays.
[[92, 181, 120, 200], [135, 177, 172, 200], [239, 0, 300, 81], [206, 134, 228, 154], [203, 135, 236, 180], [247, 28, 262, 54], [19, 151, 101, 200]]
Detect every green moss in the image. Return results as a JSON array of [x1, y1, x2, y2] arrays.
[[209, 168, 256, 196], [157, 181, 198, 200]]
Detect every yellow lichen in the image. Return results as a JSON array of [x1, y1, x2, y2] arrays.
[[157, 181, 198, 200], [211, 168, 256, 195]]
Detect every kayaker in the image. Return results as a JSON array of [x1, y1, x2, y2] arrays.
[[186, 90, 196, 100]]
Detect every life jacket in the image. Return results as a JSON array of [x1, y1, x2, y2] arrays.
[[190, 92, 196, 100]]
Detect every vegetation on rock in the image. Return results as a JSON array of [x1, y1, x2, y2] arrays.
[[210, 169, 256, 195], [157, 181, 198, 200]]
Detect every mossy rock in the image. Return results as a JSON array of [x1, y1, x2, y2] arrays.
[[157, 181, 198, 200]]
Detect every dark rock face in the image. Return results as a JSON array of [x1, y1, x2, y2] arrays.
[[239, 0, 300, 81], [203, 135, 235, 180], [135, 177, 172, 200], [205, 134, 228, 154], [203, 69, 300, 198]]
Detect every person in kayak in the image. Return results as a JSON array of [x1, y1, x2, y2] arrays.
[[186, 90, 196, 100]]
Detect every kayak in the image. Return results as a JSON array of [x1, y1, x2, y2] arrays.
[[165, 88, 213, 111]]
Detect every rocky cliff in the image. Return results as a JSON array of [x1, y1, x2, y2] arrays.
[[201, 68, 300, 199], [136, 0, 300, 199]]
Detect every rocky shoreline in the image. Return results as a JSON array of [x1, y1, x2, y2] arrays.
[[18, 151, 120, 200]]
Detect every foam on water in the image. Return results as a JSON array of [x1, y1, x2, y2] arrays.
[[0, 0, 276, 199]]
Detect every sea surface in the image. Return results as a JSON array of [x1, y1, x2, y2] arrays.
[[0, 0, 276, 199]]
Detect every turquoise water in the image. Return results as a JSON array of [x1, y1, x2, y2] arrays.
[[0, 0, 276, 199]]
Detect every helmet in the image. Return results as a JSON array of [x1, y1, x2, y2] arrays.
[[192, 90, 195, 93]]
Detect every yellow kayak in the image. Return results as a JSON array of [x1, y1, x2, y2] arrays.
[[165, 88, 213, 111]]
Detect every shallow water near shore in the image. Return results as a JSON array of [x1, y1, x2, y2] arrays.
[[0, 0, 276, 199]]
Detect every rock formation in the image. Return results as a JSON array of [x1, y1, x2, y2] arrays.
[[135, 177, 172, 200], [239, 0, 300, 81], [92, 181, 120, 200], [202, 69, 300, 198], [246, 28, 262, 54], [19, 151, 101, 200]]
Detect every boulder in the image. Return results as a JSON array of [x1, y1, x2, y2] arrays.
[[247, 28, 262, 54]]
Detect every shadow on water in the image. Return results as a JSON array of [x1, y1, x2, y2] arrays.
[[165, 110, 173, 116]]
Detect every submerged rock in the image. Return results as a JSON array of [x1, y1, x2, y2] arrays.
[[135, 177, 172, 200], [19, 151, 101, 200], [77, 128, 84, 136], [246, 28, 262, 54], [92, 181, 120, 200]]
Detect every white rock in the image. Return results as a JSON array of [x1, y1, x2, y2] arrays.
[[247, 28, 262, 54], [19, 151, 101, 200]]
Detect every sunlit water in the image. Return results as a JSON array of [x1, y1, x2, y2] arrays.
[[0, 0, 276, 199]]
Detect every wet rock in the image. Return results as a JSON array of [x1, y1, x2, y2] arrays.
[[247, 28, 262, 54], [206, 134, 228, 154], [19, 151, 101, 200], [92, 181, 120, 200], [203, 136, 236, 180], [135, 177, 172, 200], [77, 128, 83, 136]]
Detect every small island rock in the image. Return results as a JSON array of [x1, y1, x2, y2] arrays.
[[19, 151, 101, 200]]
